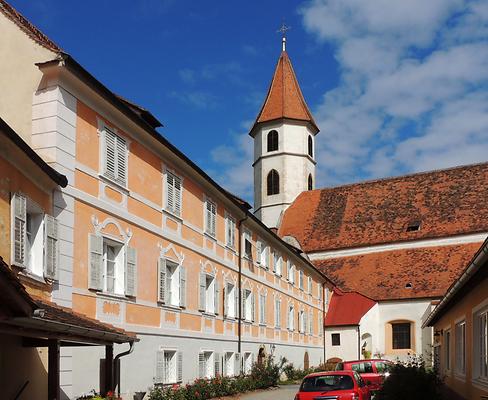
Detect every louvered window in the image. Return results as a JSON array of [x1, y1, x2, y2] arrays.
[[288, 305, 295, 331], [166, 171, 182, 216], [275, 299, 281, 328], [225, 215, 236, 249], [156, 350, 182, 384], [299, 270, 304, 290], [103, 125, 127, 186], [205, 199, 217, 237], [259, 294, 266, 325], [243, 352, 253, 375]]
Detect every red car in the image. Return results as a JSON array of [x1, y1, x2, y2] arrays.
[[295, 370, 371, 400], [335, 359, 392, 393]]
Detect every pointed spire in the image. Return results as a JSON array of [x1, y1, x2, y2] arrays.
[[249, 46, 319, 137], [277, 22, 290, 52]]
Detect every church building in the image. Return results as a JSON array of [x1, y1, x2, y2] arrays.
[[251, 34, 488, 363]]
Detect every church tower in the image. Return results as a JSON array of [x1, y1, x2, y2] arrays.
[[250, 34, 319, 228]]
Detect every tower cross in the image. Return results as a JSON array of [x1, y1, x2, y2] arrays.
[[277, 22, 291, 51]]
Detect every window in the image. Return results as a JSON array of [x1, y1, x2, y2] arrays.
[[11, 193, 58, 279], [224, 282, 237, 319], [392, 322, 411, 349], [299, 310, 305, 333], [273, 252, 282, 276], [205, 199, 217, 237], [308, 135, 313, 157], [331, 333, 341, 346], [158, 259, 186, 307], [88, 235, 137, 296], [199, 351, 220, 379], [243, 289, 254, 321], [102, 125, 127, 186], [156, 350, 182, 384], [243, 352, 253, 374], [267, 130, 278, 152], [225, 214, 236, 249], [288, 305, 295, 331], [224, 352, 239, 377], [308, 174, 313, 191], [351, 362, 374, 374], [474, 308, 488, 381], [275, 298, 281, 328], [258, 242, 269, 268], [307, 276, 313, 294], [244, 232, 253, 260], [288, 263, 295, 285], [259, 293, 266, 325], [309, 311, 313, 335], [199, 273, 219, 315], [299, 270, 304, 290], [267, 170, 280, 195], [444, 329, 451, 371], [455, 321, 466, 375], [165, 171, 182, 216]]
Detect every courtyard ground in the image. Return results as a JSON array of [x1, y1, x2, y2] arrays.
[[230, 385, 299, 400]]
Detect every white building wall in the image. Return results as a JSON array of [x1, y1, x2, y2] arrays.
[[324, 326, 359, 362]]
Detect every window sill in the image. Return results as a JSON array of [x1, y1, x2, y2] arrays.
[[225, 245, 236, 253], [161, 303, 183, 312], [243, 320, 252, 325], [97, 291, 128, 301], [471, 377, 488, 391], [99, 174, 129, 194], [224, 316, 237, 322], [163, 209, 183, 221], [259, 323, 267, 327], [204, 232, 217, 241], [202, 312, 216, 318], [18, 269, 50, 288]]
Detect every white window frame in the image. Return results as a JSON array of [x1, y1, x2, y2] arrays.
[[165, 169, 183, 217], [473, 303, 488, 385], [200, 351, 215, 379], [244, 289, 253, 322], [205, 275, 216, 314], [102, 237, 125, 296], [100, 122, 128, 188], [165, 260, 181, 307], [156, 349, 181, 384], [243, 230, 252, 260], [288, 305, 295, 331], [224, 352, 235, 377], [308, 276, 313, 294], [225, 282, 236, 319], [274, 252, 282, 276], [225, 213, 236, 249], [204, 197, 217, 237], [289, 263, 295, 285], [275, 298, 281, 328], [259, 293, 266, 325], [243, 352, 253, 375], [259, 241, 269, 268], [454, 320, 466, 376], [299, 270, 304, 290], [299, 310, 305, 333]]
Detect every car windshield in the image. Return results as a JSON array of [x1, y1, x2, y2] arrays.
[[351, 362, 374, 373], [375, 362, 391, 373], [300, 375, 354, 392]]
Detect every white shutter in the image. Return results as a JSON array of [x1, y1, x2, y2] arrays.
[[199, 273, 206, 311], [211, 203, 216, 236], [198, 352, 205, 379], [179, 266, 186, 307], [43, 215, 58, 280], [177, 351, 183, 382], [13, 193, 26, 265], [104, 128, 116, 180], [234, 353, 241, 376], [309, 311, 313, 334], [125, 247, 137, 297], [251, 292, 255, 322], [166, 173, 175, 213], [241, 289, 245, 319], [214, 352, 221, 377], [214, 278, 220, 315], [174, 175, 182, 216], [223, 284, 228, 318], [155, 350, 165, 383], [115, 135, 127, 186], [89, 234, 103, 290], [256, 241, 262, 264], [264, 246, 269, 269], [222, 353, 227, 376], [158, 258, 166, 303], [234, 287, 239, 319]]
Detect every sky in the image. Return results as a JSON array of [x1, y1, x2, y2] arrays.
[[10, 0, 488, 202]]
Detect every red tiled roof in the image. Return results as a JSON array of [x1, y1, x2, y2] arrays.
[[250, 51, 318, 136], [0, 0, 61, 52], [324, 289, 376, 327], [315, 243, 482, 301], [279, 162, 488, 252]]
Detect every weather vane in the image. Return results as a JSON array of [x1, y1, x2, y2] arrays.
[[277, 21, 291, 51]]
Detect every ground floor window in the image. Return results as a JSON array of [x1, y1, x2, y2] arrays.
[[199, 351, 221, 378], [392, 322, 411, 349], [331, 333, 341, 346], [474, 308, 488, 380], [444, 329, 451, 371], [224, 352, 234, 377], [156, 350, 182, 384], [455, 321, 466, 375], [243, 352, 253, 374]]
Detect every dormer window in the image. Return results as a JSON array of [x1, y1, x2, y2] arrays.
[[406, 221, 421, 232], [267, 130, 278, 152]]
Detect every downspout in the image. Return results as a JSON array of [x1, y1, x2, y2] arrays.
[[237, 214, 249, 355], [322, 283, 326, 364], [357, 325, 361, 360], [115, 341, 135, 397]]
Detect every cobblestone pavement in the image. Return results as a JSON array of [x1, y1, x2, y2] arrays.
[[236, 385, 299, 400]]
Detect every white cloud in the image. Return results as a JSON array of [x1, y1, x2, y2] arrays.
[[300, 0, 488, 186]]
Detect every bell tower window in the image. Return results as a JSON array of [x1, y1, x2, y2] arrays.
[[267, 170, 280, 195], [308, 136, 313, 157], [267, 130, 279, 152], [308, 174, 313, 191]]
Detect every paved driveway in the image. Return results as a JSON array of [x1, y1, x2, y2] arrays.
[[238, 385, 299, 400]]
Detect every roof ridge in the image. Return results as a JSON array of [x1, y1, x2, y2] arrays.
[[0, 0, 62, 52], [312, 160, 488, 192]]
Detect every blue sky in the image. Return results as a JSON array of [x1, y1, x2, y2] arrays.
[[11, 0, 488, 201]]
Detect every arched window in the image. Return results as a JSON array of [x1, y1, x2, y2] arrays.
[[267, 170, 279, 195], [267, 130, 279, 152], [308, 174, 313, 191], [308, 135, 313, 157]]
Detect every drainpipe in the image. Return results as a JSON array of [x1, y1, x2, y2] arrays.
[[237, 214, 249, 355], [322, 283, 326, 364], [114, 341, 135, 397], [357, 326, 361, 359]]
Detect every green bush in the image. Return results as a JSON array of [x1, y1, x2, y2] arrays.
[[149, 356, 283, 400], [375, 357, 443, 400]]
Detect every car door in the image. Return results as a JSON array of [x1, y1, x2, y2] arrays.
[[353, 372, 370, 400]]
